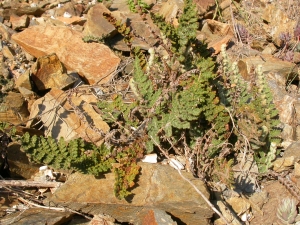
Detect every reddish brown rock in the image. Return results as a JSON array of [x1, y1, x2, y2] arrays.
[[159, 0, 183, 23], [12, 25, 120, 84], [274, 95, 296, 125], [2, 92, 29, 124], [10, 14, 29, 30], [4, 2, 45, 18], [74, 3, 85, 16], [293, 52, 300, 63], [31, 53, 76, 90], [109, 0, 132, 12], [88, 214, 116, 225], [8, 143, 40, 179]]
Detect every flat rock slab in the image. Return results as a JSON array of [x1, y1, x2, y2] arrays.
[[12, 25, 120, 84], [47, 162, 213, 224], [2, 208, 73, 225]]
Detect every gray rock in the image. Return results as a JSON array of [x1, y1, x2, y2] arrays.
[[83, 3, 117, 38], [284, 141, 300, 159]]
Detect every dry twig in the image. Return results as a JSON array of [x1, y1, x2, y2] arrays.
[[0, 180, 61, 188]]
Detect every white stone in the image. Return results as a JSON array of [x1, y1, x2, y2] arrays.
[[169, 158, 184, 170], [39, 165, 48, 171], [141, 154, 157, 163], [63, 12, 72, 18]]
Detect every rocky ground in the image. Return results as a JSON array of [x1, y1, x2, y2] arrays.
[[0, 0, 300, 224]]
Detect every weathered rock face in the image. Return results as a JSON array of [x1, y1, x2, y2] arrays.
[[10, 14, 29, 30], [47, 162, 213, 224], [31, 53, 76, 91], [0, 3, 45, 19], [274, 94, 296, 125], [53, 1, 81, 17], [2, 208, 73, 225], [140, 209, 177, 224], [193, 0, 215, 15], [15, 69, 32, 91], [108, 12, 159, 51], [2, 45, 15, 60], [199, 19, 233, 54], [0, 23, 15, 41], [0, 92, 30, 125], [159, 0, 183, 23], [27, 88, 110, 145], [12, 25, 120, 84], [83, 3, 117, 38], [109, 0, 132, 13], [261, 4, 296, 47], [237, 55, 297, 82], [7, 143, 40, 179]]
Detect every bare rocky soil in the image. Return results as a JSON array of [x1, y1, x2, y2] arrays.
[[0, 0, 300, 224]]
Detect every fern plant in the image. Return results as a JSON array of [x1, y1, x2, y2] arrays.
[[127, 0, 150, 13], [113, 137, 145, 199], [219, 45, 281, 173], [99, 0, 232, 181], [211, 158, 234, 188], [21, 132, 145, 199], [21, 132, 114, 175], [151, 0, 198, 64], [20, 0, 283, 197]]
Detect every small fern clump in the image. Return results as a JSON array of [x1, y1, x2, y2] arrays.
[[97, 94, 139, 127], [219, 45, 281, 173], [113, 138, 144, 199], [21, 132, 145, 200], [127, 0, 150, 13], [21, 132, 114, 176]]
